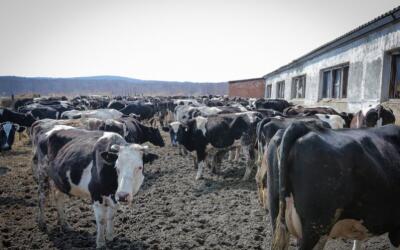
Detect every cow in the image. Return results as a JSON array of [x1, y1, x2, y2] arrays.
[[165, 112, 262, 180], [261, 122, 400, 250], [253, 99, 292, 112], [0, 108, 37, 127], [61, 109, 123, 120], [350, 104, 396, 128], [35, 127, 157, 248], [283, 105, 353, 127], [119, 102, 155, 120], [117, 117, 165, 147], [0, 122, 23, 151], [314, 114, 346, 129]]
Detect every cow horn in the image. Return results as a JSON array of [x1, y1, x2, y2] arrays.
[[14, 123, 20, 131]]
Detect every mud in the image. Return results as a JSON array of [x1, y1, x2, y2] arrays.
[[0, 132, 391, 249]]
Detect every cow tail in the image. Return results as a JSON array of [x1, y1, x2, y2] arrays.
[[272, 122, 311, 250]]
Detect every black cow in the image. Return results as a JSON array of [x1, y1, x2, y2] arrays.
[[0, 108, 37, 127], [98, 117, 165, 147], [0, 122, 23, 151], [262, 122, 400, 250], [253, 99, 292, 112], [119, 102, 155, 120], [35, 127, 157, 248]]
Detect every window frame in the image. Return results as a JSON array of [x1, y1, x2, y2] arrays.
[[389, 50, 400, 99], [291, 74, 306, 99], [266, 84, 272, 98], [276, 81, 285, 99], [320, 63, 349, 99]]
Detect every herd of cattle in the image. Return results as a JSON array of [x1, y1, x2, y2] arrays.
[[0, 94, 399, 249]]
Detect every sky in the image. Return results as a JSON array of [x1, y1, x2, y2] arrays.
[[0, 0, 399, 82]]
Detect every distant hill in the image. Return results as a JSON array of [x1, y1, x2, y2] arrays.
[[0, 76, 228, 96]]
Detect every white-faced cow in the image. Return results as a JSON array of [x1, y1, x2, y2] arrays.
[[0, 122, 23, 151], [35, 127, 157, 248], [261, 122, 400, 250]]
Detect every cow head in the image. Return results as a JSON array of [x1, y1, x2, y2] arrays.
[[23, 111, 37, 126], [101, 144, 148, 204], [0, 122, 21, 151], [147, 127, 165, 147], [162, 121, 184, 147], [364, 105, 396, 127]]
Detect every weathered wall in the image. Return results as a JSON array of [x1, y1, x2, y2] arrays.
[[264, 22, 400, 113], [229, 79, 265, 98]]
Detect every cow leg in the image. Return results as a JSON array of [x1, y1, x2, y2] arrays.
[[106, 205, 116, 241], [234, 146, 240, 162], [93, 201, 107, 248], [352, 240, 361, 250], [37, 171, 50, 231], [53, 189, 71, 231], [242, 145, 255, 181], [196, 161, 205, 180], [228, 150, 235, 161]]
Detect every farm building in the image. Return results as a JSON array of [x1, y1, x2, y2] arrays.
[[228, 77, 265, 98], [263, 6, 400, 116]]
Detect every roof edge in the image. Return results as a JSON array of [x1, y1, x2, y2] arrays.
[[264, 5, 400, 79]]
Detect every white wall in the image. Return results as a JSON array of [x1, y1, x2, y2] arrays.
[[264, 21, 400, 112]]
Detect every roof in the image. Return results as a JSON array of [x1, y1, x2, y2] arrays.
[[264, 5, 400, 79], [228, 77, 265, 84]]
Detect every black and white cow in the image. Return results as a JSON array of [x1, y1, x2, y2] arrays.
[[261, 122, 400, 250], [0, 108, 37, 127], [350, 104, 396, 128], [35, 127, 157, 248], [0, 122, 23, 151], [165, 112, 262, 180]]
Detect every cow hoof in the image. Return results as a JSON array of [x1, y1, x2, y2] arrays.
[[106, 234, 114, 241], [96, 241, 106, 249]]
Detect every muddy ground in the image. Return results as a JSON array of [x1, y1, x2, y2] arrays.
[[0, 132, 391, 249]]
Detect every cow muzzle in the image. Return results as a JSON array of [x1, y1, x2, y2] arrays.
[[116, 192, 130, 204]]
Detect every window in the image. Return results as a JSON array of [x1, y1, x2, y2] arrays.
[[321, 64, 349, 99], [276, 81, 285, 99], [291, 75, 306, 99], [389, 52, 400, 98], [266, 84, 272, 98]]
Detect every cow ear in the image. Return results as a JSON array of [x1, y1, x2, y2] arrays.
[[143, 153, 159, 164], [101, 151, 118, 163]]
